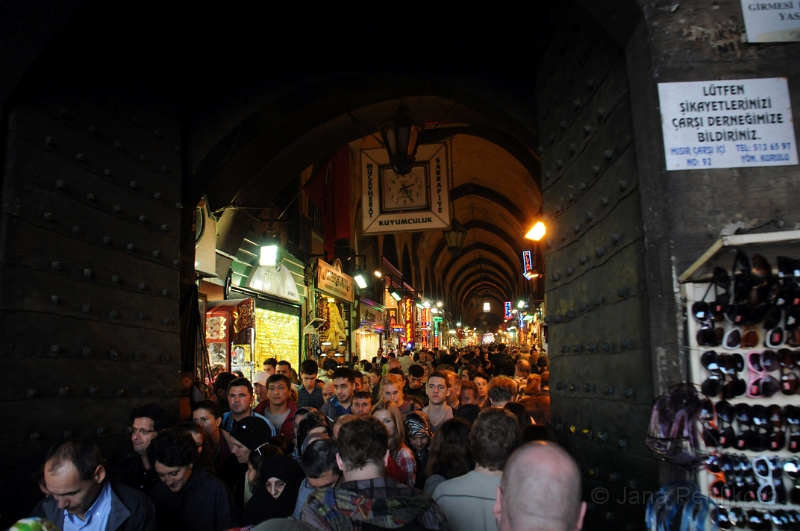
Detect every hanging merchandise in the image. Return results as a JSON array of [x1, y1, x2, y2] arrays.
[[679, 238, 800, 522], [645, 481, 717, 531]]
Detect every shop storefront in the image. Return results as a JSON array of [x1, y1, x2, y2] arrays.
[[314, 258, 354, 361], [245, 260, 304, 374], [355, 299, 384, 361], [206, 298, 256, 378]]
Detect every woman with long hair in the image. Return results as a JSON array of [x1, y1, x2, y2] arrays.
[[371, 401, 416, 486], [423, 418, 475, 494], [192, 400, 230, 474]]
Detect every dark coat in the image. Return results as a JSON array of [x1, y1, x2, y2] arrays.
[[149, 466, 237, 531], [32, 480, 156, 531]]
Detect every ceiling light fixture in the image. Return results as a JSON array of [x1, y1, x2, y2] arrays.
[[444, 216, 467, 256], [259, 228, 281, 267], [380, 101, 421, 175]]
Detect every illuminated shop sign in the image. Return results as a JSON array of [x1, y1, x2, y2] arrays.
[[504, 302, 513, 319], [403, 298, 414, 347]]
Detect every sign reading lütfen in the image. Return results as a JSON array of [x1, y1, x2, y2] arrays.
[[740, 0, 800, 42], [658, 78, 798, 171]]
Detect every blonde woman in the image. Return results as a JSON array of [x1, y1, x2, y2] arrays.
[[371, 400, 416, 486]]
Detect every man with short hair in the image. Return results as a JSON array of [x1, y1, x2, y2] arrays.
[[298, 359, 324, 409], [488, 377, 518, 408], [352, 391, 374, 416], [383, 356, 401, 375], [352, 372, 365, 392], [514, 360, 531, 397], [422, 371, 453, 432], [220, 377, 275, 436], [405, 364, 429, 406], [301, 417, 447, 530], [33, 439, 157, 531], [493, 442, 586, 531], [277, 360, 293, 379], [212, 372, 237, 413], [255, 374, 298, 441], [263, 358, 278, 376], [293, 437, 342, 519], [322, 380, 336, 402], [460, 380, 479, 406], [433, 408, 520, 531], [381, 373, 421, 417], [320, 368, 355, 420], [117, 403, 168, 496], [443, 370, 462, 409]]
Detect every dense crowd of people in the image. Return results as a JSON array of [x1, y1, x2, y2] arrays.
[[21, 344, 586, 531]]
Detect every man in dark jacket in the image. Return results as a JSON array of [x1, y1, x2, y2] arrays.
[[116, 403, 168, 496], [301, 416, 448, 531], [148, 428, 237, 531], [32, 439, 156, 531]]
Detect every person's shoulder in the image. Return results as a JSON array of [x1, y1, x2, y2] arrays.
[[109, 480, 155, 510]]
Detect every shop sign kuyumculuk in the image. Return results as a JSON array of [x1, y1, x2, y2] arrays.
[[361, 143, 450, 235], [658, 77, 798, 170], [739, 0, 800, 42], [317, 259, 354, 303]]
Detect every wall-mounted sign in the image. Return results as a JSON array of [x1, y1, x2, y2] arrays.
[[248, 263, 301, 303], [386, 308, 397, 330], [421, 308, 431, 347], [316, 259, 354, 303], [504, 302, 513, 320], [658, 77, 798, 170], [361, 144, 451, 234], [740, 0, 800, 43], [403, 298, 414, 347]]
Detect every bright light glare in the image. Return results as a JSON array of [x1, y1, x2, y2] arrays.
[[483, 302, 490, 312], [517, 300, 525, 309], [391, 291, 402, 301], [374, 270, 382, 278], [431, 308, 439, 314], [436, 301, 443, 307], [525, 221, 546, 241], [260, 245, 278, 266], [423, 300, 431, 308], [456, 322, 461, 326], [354, 274, 367, 289]]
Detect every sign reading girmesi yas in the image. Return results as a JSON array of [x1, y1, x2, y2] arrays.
[[658, 77, 798, 171], [739, 0, 800, 43]]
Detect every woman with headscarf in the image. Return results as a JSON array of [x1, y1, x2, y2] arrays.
[[241, 454, 306, 526], [403, 411, 433, 489]]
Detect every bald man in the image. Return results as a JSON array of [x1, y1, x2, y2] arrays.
[[493, 442, 586, 531]]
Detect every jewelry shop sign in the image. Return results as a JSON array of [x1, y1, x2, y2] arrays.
[[739, 0, 800, 43], [658, 77, 798, 171], [316, 259, 354, 303], [361, 143, 451, 235]]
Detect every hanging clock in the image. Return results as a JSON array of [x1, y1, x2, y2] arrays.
[[381, 164, 430, 212]]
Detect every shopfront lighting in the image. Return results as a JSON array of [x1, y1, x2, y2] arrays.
[[431, 308, 439, 314], [423, 300, 431, 308], [517, 300, 526, 309], [353, 266, 368, 289], [380, 101, 420, 175], [436, 301, 443, 308], [259, 229, 281, 267], [444, 216, 467, 256], [374, 270, 383, 278], [390, 290, 402, 301], [456, 322, 461, 326], [525, 221, 547, 241]]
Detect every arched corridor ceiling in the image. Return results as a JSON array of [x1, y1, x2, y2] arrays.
[[192, 88, 541, 326]]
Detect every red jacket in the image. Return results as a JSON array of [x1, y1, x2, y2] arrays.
[[254, 399, 298, 441]]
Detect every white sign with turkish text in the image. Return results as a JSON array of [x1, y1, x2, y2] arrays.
[[740, 0, 800, 43], [658, 77, 798, 170]]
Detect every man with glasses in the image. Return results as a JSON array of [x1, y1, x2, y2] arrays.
[[117, 404, 168, 496]]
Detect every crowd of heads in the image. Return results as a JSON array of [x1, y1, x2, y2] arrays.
[[27, 344, 582, 531]]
